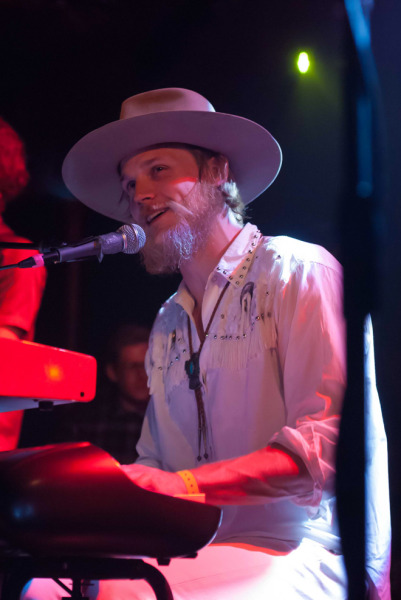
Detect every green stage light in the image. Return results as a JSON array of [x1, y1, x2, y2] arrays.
[[297, 52, 310, 74]]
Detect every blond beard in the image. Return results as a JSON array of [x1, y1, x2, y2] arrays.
[[140, 182, 224, 275]]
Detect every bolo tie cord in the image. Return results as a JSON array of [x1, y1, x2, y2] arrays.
[[185, 281, 230, 461]]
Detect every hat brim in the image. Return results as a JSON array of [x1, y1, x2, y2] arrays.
[[62, 111, 282, 223]]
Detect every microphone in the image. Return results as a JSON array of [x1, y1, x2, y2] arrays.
[[17, 224, 146, 268]]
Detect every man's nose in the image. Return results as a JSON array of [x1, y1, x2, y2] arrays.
[[133, 178, 156, 205], [134, 192, 154, 205]]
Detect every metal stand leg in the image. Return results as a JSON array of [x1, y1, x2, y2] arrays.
[[58, 577, 89, 599], [140, 562, 174, 600], [1, 557, 174, 600]]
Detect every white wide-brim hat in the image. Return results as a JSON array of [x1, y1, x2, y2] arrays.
[[62, 88, 282, 223]]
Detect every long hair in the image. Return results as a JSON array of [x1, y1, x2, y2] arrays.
[[186, 145, 246, 224]]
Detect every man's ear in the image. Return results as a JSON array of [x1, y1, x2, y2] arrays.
[[207, 155, 229, 187], [106, 363, 118, 383]]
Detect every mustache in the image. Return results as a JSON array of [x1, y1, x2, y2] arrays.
[[141, 199, 195, 222], [138, 182, 208, 224], [166, 199, 194, 217]]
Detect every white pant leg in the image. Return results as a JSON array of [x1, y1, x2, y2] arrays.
[[22, 540, 347, 600]]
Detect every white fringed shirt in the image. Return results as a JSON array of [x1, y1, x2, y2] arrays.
[[136, 223, 390, 598]]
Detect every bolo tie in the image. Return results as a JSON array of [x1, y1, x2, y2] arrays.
[[185, 280, 230, 461]]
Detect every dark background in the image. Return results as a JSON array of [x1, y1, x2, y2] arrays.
[[1, 0, 400, 583]]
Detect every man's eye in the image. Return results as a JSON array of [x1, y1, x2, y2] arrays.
[[126, 180, 136, 190], [152, 165, 167, 174]]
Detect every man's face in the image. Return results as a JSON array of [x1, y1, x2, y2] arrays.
[[121, 147, 199, 239], [120, 147, 224, 273], [106, 342, 149, 408]]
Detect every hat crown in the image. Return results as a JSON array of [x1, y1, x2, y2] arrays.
[[120, 88, 215, 120]]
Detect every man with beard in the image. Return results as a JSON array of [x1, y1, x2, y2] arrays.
[[23, 89, 390, 599]]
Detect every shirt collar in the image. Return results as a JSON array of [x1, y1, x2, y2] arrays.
[[174, 223, 262, 311], [215, 223, 262, 288]]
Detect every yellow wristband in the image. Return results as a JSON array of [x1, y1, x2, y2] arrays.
[[176, 470, 200, 495]]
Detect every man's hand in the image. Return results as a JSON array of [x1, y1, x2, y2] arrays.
[[121, 463, 187, 496], [120, 445, 309, 506]]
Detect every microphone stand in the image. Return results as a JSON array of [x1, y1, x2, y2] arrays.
[[0, 242, 40, 250], [0, 241, 61, 271], [336, 1, 385, 598], [0, 238, 103, 271]]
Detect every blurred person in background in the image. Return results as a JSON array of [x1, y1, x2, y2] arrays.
[[55, 323, 150, 464], [0, 117, 46, 450]]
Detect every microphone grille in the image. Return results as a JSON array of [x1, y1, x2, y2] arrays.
[[118, 223, 146, 254]]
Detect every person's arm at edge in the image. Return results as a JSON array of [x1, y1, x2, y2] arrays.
[[182, 443, 310, 505], [122, 443, 311, 505]]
